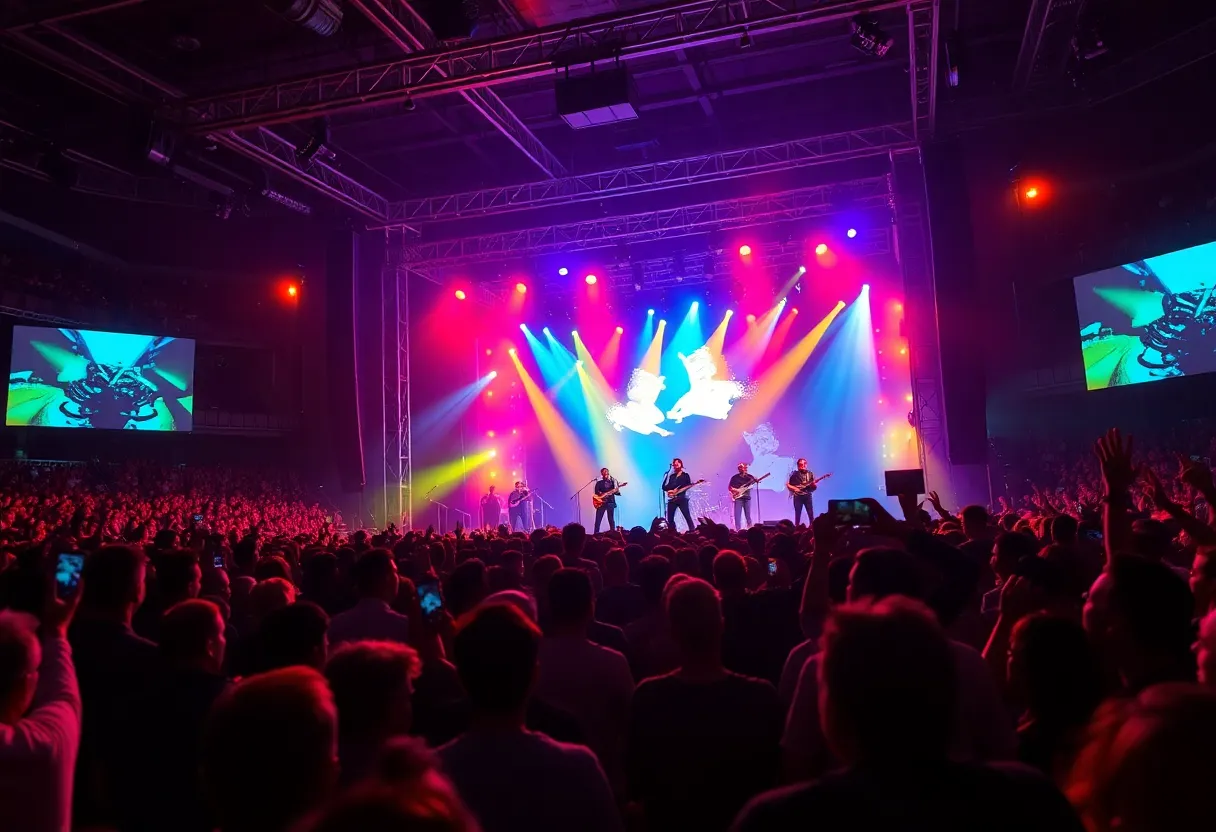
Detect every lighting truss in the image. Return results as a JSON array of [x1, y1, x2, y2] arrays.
[[350, 0, 566, 180], [398, 178, 891, 268], [907, 0, 940, 139], [181, 0, 921, 131], [1012, 0, 1089, 92], [381, 123, 915, 226]]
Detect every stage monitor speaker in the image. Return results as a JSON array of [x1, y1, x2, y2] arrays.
[[556, 67, 638, 129], [326, 229, 365, 492]]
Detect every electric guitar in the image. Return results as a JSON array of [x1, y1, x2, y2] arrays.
[[665, 478, 706, 499], [592, 482, 628, 509], [507, 487, 531, 508], [789, 472, 833, 496], [729, 472, 771, 501]]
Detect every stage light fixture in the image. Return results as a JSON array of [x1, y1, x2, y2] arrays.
[[647, 308, 655, 315], [850, 13, 893, 57], [899, 347, 907, 355], [746, 314, 756, 323], [738, 244, 752, 256], [271, 0, 343, 36], [798, 265, 807, 273], [558, 267, 569, 276], [515, 282, 527, 294], [485, 348, 492, 356], [572, 330, 579, 337], [576, 360, 584, 368], [616, 326, 624, 333], [585, 274, 597, 285], [486, 430, 495, 438], [509, 348, 517, 355], [847, 228, 858, 238], [454, 289, 467, 300], [543, 327, 551, 335], [489, 449, 497, 458], [488, 371, 498, 379], [1024, 186, 1039, 199], [690, 301, 699, 313], [519, 323, 527, 331], [814, 243, 828, 255], [724, 310, 734, 318], [906, 393, 914, 402], [791, 308, 799, 315], [287, 284, 298, 298], [862, 283, 871, 291]]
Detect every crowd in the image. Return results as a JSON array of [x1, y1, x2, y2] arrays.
[[1, 428, 1215, 832]]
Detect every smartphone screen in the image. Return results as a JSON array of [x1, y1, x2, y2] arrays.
[[767, 560, 777, 575], [829, 499, 874, 527], [55, 553, 85, 599], [212, 553, 225, 569], [1085, 529, 1103, 541], [417, 579, 444, 620], [193, 514, 204, 523]]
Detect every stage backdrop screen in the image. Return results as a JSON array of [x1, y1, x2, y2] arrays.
[[7, 326, 195, 430], [1076, 238, 1216, 391]]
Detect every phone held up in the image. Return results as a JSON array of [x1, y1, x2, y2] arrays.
[[417, 579, 445, 622], [55, 553, 85, 599], [828, 499, 875, 527]]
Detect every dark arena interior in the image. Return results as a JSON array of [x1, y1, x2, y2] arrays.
[[2, 2, 1216, 831]]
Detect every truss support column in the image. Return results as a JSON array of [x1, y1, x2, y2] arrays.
[[381, 235, 412, 528], [889, 148, 952, 505]]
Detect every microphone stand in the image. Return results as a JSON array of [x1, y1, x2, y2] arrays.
[[427, 498, 449, 534], [659, 466, 672, 527], [571, 479, 596, 527], [532, 492, 554, 530]]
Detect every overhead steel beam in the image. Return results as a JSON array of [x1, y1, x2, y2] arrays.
[[1011, 0, 1087, 92], [1085, 13, 1216, 104], [907, 0, 940, 139], [2, 22, 393, 220], [181, 0, 919, 132], [400, 177, 892, 266], [380, 122, 915, 226], [0, 0, 149, 30], [351, 0, 567, 179]]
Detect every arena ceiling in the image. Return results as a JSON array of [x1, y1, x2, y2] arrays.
[[0, 1, 1211, 237]]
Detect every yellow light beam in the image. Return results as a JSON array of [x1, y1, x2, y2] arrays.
[[641, 318, 666, 375], [510, 351, 597, 495]]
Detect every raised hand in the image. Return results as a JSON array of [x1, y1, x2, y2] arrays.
[[1141, 467, 1173, 510], [1094, 428, 1136, 496]]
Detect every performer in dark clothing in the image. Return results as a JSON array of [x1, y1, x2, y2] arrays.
[[593, 468, 620, 532], [663, 458, 696, 532], [787, 458, 817, 526], [507, 481, 531, 532], [480, 486, 502, 530], [729, 462, 758, 531]]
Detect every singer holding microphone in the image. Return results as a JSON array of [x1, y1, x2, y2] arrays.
[[507, 480, 532, 532]]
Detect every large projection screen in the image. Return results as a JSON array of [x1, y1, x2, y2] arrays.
[[7, 326, 195, 430], [1075, 239, 1216, 391]]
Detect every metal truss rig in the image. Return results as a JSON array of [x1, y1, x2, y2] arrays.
[[1012, 0, 1088, 93], [181, 0, 926, 131], [382, 123, 915, 226], [401, 176, 892, 268]]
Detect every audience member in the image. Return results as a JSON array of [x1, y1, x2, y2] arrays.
[[327, 550, 410, 647]]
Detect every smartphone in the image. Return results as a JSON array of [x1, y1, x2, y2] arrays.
[[767, 560, 777, 575], [1085, 529, 1103, 541], [55, 553, 85, 599], [212, 553, 225, 569], [417, 579, 444, 621], [828, 499, 874, 527], [193, 514, 204, 523]]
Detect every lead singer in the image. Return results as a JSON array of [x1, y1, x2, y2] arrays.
[[662, 458, 695, 532]]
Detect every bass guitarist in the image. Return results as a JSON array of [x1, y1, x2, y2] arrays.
[[787, 458, 820, 526], [593, 468, 621, 533], [728, 462, 758, 530], [662, 458, 697, 532]]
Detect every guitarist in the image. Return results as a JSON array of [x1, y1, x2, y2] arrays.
[[593, 467, 620, 533], [662, 458, 696, 532], [728, 462, 758, 531], [507, 481, 531, 532], [786, 458, 818, 526]]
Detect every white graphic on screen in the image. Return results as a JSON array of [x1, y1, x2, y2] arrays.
[[607, 369, 673, 437], [666, 347, 747, 423], [743, 423, 795, 494]]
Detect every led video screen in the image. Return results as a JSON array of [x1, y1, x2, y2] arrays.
[[1076, 239, 1216, 391], [7, 326, 195, 430]]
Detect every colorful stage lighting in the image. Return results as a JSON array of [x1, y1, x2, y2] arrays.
[[519, 323, 527, 331], [287, 284, 298, 298], [543, 327, 551, 334], [558, 267, 569, 276], [862, 283, 870, 292], [814, 243, 828, 256], [616, 326, 624, 333], [847, 228, 857, 238], [1024, 186, 1039, 199], [798, 265, 806, 273], [746, 314, 756, 323], [486, 430, 495, 438], [585, 274, 597, 285], [508, 348, 516, 355], [647, 309, 655, 316], [488, 370, 498, 379], [489, 449, 497, 458], [690, 302, 699, 314], [515, 282, 527, 294], [791, 308, 799, 315], [571, 330, 578, 338], [738, 244, 752, 257], [454, 289, 467, 300]]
